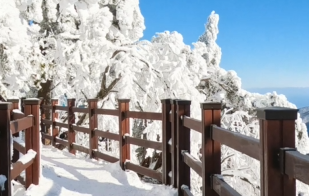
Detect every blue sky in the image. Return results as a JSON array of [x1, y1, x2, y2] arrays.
[[139, 0, 309, 89]]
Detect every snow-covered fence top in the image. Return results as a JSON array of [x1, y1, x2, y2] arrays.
[[39, 98, 309, 196], [0, 99, 41, 196]]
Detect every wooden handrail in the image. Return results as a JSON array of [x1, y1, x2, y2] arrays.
[[183, 116, 202, 133], [281, 149, 309, 185], [211, 125, 260, 160], [211, 175, 241, 196], [11, 150, 37, 180], [125, 111, 162, 120], [10, 116, 33, 134], [125, 135, 162, 150]]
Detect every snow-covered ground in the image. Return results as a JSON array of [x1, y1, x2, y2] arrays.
[[14, 146, 176, 196]]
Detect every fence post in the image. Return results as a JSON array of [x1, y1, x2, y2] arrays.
[[67, 99, 76, 154], [257, 107, 298, 196], [118, 99, 130, 170], [88, 99, 98, 159], [170, 99, 177, 187], [7, 99, 20, 163], [175, 100, 191, 195], [161, 99, 172, 185], [0, 102, 12, 196], [6, 99, 19, 111], [51, 99, 59, 147], [24, 99, 41, 187], [201, 102, 221, 196]]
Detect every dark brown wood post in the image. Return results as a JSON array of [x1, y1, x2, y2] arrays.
[[24, 101, 33, 188], [257, 107, 298, 196], [7, 99, 20, 163], [88, 99, 98, 158], [6, 99, 19, 111], [24, 99, 40, 186], [170, 99, 177, 188], [161, 99, 172, 185], [51, 99, 59, 147], [67, 99, 76, 154], [0, 102, 12, 196], [118, 99, 130, 170], [175, 100, 191, 195], [201, 102, 221, 196]]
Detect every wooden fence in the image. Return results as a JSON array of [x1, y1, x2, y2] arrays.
[[1, 98, 309, 196], [39, 98, 309, 196], [0, 99, 41, 196]]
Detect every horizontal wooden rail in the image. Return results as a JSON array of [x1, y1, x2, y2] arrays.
[[94, 108, 118, 116], [72, 125, 90, 134], [282, 150, 309, 185], [183, 116, 202, 133], [54, 121, 69, 128], [125, 136, 162, 150], [181, 185, 194, 196], [10, 116, 33, 134], [72, 107, 88, 113], [211, 125, 260, 160], [41, 133, 53, 140], [211, 175, 241, 196], [94, 129, 119, 141], [125, 162, 162, 181], [16, 175, 25, 186], [41, 119, 52, 125], [72, 143, 89, 154], [54, 105, 67, 111], [10, 150, 37, 180], [125, 111, 162, 121], [54, 137, 69, 147], [13, 140, 26, 154], [12, 110, 25, 119], [92, 150, 119, 163], [42, 134, 69, 147], [182, 151, 202, 175]]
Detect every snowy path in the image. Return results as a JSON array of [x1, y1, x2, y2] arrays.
[[20, 146, 176, 196]]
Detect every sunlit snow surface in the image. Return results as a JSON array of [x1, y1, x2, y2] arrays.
[[18, 146, 176, 196]]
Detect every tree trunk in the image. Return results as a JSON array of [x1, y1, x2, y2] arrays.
[[37, 80, 52, 145]]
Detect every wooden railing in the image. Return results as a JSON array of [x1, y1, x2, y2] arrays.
[[170, 101, 309, 196], [40, 98, 166, 181], [10, 97, 309, 196], [0, 99, 41, 196]]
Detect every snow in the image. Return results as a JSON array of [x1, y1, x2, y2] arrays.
[[21, 146, 176, 196], [19, 150, 37, 164], [181, 184, 189, 190], [168, 138, 172, 145], [12, 109, 23, 114], [13, 137, 25, 147], [0, 175, 7, 191]]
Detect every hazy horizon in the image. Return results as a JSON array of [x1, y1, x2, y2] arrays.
[[246, 87, 309, 108]]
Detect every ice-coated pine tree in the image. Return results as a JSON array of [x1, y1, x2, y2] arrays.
[[1, 1, 308, 195]]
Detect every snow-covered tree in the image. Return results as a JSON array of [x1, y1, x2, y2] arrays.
[[0, 0, 41, 99]]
